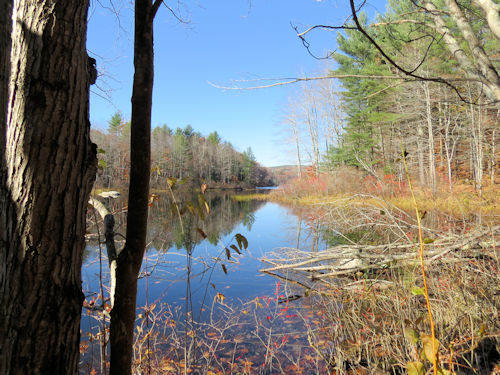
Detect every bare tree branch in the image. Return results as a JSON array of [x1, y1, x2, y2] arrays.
[[347, 0, 474, 104], [209, 74, 473, 91], [296, 24, 357, 38]]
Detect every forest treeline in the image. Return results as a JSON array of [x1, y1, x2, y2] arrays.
[[91, 112, 276, 188], [284, 0, 498, 195]]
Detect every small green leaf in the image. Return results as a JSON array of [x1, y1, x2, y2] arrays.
[[423, 238, 435, 244], [411, 286, 425, 296], [221, 264, 228, 274], [421, 333, 440, 362], [178, 178, 188, 185], [404, 327, 420, 344], [407, 361, 425, 375], [98, 159, 107, 169], [97, 148, 106, 154]]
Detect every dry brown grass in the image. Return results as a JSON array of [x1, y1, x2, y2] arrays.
[[301, 249, 500, 374], [260, 190, 500, 374]]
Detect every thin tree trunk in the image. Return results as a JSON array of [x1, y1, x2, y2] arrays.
[[290, 112, 302, 178], [423, 82, 437, 195], [475, 103, 484, 195], [491, 126, 496, 184], [0, 1, 96, 373], [109, 0, 159, 373], [296, 214, 302, 249], [467, 89, 484, 195], [416, 123, 426, 186], [442, 108, 459, 193]]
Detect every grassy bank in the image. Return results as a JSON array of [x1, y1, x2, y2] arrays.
[[234, 169, 500, 220], [255, 174, 500, 373]]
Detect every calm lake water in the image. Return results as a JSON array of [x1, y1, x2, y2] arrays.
[[83, 191, 328, 311], [81, 189, 500, 374], [81, 191, 336, 373]]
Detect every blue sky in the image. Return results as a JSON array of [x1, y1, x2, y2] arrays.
[[87, 0, 387, 167]]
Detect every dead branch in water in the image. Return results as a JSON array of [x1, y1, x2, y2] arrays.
[[260, 225, 499, 285]]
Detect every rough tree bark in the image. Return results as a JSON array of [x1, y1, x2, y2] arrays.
[[0, 0, 11, 133], [109, 0, 161, 373], [0, 0, 96, 374]]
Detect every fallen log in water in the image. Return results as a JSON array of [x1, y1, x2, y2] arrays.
[[260, 225, 499, 286]]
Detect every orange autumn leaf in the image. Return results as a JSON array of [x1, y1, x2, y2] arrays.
[[240, 360, 253, 367]]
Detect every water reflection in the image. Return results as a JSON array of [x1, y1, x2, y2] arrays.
[[82, 190, 334, 373], [85, 191, 330, 299]]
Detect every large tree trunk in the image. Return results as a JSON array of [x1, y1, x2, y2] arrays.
[[0, 0, 11, 132], [423, 0, 500, 104], [473, 0, 500, 40], [109, 0, 156, 373], [0, 1, 96, 374]]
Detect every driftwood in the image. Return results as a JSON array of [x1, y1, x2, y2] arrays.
[[260, 226, 499, 286]]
